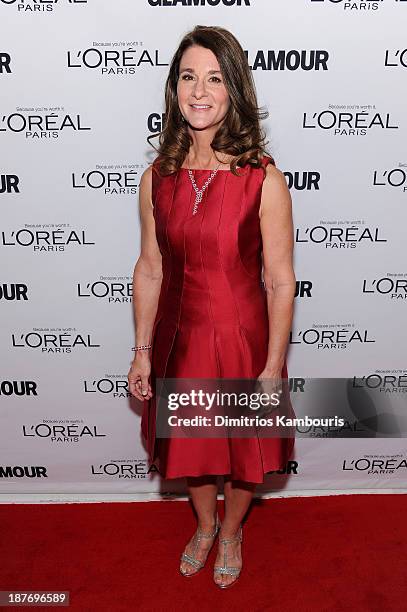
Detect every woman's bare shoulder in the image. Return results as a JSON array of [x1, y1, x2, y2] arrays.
[[259, 163, 291, 217], [263, 161, 285, 183], [140, 163, 154, 183], [139, 165, 155, 210]]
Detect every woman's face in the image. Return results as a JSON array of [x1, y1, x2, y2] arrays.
[[177, 45, 230, 130]]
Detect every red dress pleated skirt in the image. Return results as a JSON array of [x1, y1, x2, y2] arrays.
[[141, 155, 295, 483]]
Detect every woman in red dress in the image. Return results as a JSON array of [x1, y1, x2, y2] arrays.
[[128, 26, 296, 588]]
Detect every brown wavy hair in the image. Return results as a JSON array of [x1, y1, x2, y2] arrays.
[[147, 25, 275, 178]]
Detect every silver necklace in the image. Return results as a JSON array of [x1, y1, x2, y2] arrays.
[[187, 155, 222, 215]]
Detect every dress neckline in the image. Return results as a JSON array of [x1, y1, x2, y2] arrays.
[[179, 167, 231, 172], [178, 156, 268, 173]]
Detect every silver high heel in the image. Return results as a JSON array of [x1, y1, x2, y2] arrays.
[[179, 513, 221, 577], [213, 524, 243, 588]]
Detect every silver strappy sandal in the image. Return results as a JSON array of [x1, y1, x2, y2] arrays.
[[213, 524, 243, 588], [179, 513, 221, 577]]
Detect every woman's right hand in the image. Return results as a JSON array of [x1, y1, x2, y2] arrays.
[[128, 352, 154, 401]]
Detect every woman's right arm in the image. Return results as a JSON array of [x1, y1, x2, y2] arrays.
[[128, 164, 163, 401]]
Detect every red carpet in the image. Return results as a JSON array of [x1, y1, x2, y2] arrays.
[[1, 494, 406, 611]]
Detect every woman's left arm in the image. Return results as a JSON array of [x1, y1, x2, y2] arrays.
[[259, 163, 296, 377]]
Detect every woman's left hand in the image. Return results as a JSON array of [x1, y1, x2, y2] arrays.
[[254, 366, 283, 417]]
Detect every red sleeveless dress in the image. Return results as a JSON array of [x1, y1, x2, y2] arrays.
[[141, 154, 295, 483]]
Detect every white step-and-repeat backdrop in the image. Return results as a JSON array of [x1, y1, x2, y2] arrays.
[[1, 0, 406, 498]]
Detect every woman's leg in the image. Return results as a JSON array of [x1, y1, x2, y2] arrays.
[[213, 477, 256, 587], [179, 475, 219, 575]]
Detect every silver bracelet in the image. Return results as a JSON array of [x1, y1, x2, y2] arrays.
[[132, 344, 152, 352]]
